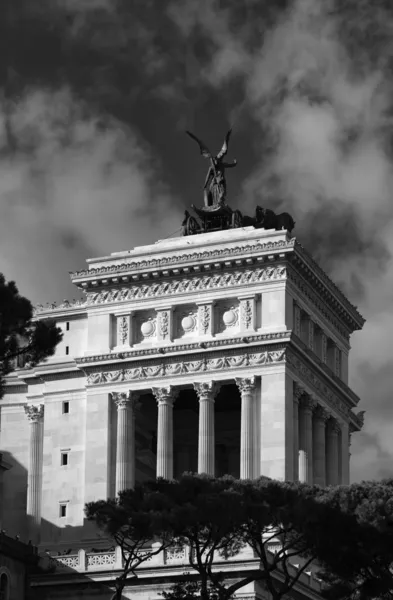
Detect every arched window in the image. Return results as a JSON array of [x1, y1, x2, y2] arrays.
[[0, 572, 9, 600]]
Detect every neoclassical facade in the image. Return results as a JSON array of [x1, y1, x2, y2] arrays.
[[0, 226, 364, 599]]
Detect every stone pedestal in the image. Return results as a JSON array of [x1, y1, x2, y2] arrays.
[[236, 377, 256, 479], [326, 419, 340, 485], [24, 404, 44, 544], [299, 396, 314, 483], [152, 387, 177, 479], [112, 391, 138, 494], [313, 405, 329, 486], [194, 382, 218, 476]]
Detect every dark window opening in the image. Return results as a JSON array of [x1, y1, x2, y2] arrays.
[[62, 401, 69, 414], [59, 504, 67, 518], [61, 453, 68, 466], [65, 346, 69, 355], [66, 322, 70, 331]]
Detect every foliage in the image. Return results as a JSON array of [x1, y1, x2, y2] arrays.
[[0, 274, 62, 397], [85, 482, 176, 600], [86, 475, 393, 600]]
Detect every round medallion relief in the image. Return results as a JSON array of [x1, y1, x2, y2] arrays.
[[181, 315, 196, 332], [223, 309, 237, 327], [141, 320, 155, 338]]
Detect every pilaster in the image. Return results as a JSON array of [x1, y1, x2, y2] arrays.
[[112, 391, 139, 494], [24, 404, 44, 545]]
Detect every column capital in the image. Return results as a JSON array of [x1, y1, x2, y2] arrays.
[[314, 405, 330, 422], [112, 391, 140, 410], [300, 394, 316, 412], [235, 376, 256, 394], [293, 382, 304, 402], [152, 386, 178, 405], [328, 418, 341, 434], [24, 404, 44, 423], [194, 381, 219, 401]]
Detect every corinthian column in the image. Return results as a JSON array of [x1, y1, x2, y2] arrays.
[[24, 404, 44, 544], [326, 419, 340, 486], [112, 391, 138, 494], [293, 384, 303, 482], [194, 382, 219, 476], [236, 377, 256, 479], [313, 405, 329, 486], [152, 386, 177, 479], [298, 395, 315, 483]]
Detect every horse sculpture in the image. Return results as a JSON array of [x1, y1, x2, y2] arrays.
[[243, 206, 295, 233]]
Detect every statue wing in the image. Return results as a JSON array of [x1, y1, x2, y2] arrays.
[[186, 131, 212, 159], [216, 128, 232, 160]]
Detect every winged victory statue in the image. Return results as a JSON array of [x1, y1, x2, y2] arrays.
[[186, 129, 237, 208]]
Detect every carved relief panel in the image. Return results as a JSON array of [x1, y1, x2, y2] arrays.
[[174, 304, 198, 339], [215, 300, 240, 335], [134, 310, 157, 344]]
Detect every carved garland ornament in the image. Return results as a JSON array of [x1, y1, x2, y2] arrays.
[[85, 266, 287, 306], [86, 349, 286, 385]]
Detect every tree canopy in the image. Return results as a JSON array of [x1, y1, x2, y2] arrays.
[[86, 475, 393, 600], [0, 273, 62, 397]]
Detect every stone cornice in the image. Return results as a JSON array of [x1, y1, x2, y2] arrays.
[[70, 238, 295, 283], [294, 242, 364, 329], [76, 331, 290, 365], [34, 237, 364, 339]]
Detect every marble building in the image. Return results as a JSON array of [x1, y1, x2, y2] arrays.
[[0, 225, 365, 599]]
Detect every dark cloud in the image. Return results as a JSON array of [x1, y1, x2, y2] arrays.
[[1, 0, 393, 480]]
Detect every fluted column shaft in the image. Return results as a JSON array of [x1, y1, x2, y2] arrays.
[[313, 406, 329, 486], [112, 392, 137, 494], [152, 387, 177, 479], [194, 382, 218, 476], [236, 377, 256, 479], [326, 420, 340, 485], [299, 396, 314, 483], [24, 404, 44, 544]]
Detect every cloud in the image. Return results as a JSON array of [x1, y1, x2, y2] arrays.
[[0, 88, 179, 304], [167, 0, 393, 480]]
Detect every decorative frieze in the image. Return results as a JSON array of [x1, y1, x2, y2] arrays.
[[86, 348, 287, 385], [85, 266, 287, 307]]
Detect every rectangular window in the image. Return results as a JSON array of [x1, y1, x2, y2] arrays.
[[66, 322, 70, 331], [65, 346, 69, 355], [60, 452, 68, 466], [59, 503, 67, 518], [62, 401, 69, 414]]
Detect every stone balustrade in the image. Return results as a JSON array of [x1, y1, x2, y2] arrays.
[[46, 542, 324, 592]]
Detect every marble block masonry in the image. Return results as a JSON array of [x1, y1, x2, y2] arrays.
[[0, 225, 365, 599]]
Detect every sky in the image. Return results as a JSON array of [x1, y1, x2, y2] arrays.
[[1, 0, 392, 482]]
